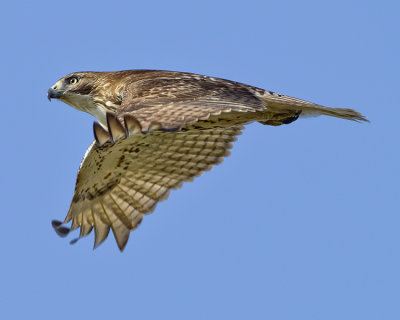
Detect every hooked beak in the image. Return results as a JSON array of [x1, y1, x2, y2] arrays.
[[47, 87, 64, 101]]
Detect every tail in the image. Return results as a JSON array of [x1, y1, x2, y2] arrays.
[[261, 91, 369, 122], [297, 105, 368, 122]]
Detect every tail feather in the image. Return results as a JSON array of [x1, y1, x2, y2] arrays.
[[298, 106, 368, 122], [261, 92, 369, 122]]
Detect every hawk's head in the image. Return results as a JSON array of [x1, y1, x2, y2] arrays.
[[48, 72, 123, 128]]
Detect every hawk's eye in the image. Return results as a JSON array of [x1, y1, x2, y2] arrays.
[[66, 76, 79, 85]]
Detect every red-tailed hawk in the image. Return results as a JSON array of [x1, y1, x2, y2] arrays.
[[47, 70, 367, 251]]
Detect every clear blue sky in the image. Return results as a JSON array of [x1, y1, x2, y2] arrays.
[[0, 1, 398, 319]]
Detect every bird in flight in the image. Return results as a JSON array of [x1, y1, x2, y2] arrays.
[[47, 70, 367, 251]]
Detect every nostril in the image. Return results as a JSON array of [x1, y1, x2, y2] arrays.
[[53, 85, 57, 90]]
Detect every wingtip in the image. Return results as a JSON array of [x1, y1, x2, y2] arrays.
[[70, 237, 79, 245], [111, 226, 130, 252], [117, 241, 127, 252], [51, 220, 62, 228], [115, 232, 129, 252], [93, 236, 106, 250], [357, 115, 370, 123], [52, 220, 71, 237], [347, 110, 369, 123]]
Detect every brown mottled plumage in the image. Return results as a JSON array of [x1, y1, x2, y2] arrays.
[[47, 69, 368, 250]]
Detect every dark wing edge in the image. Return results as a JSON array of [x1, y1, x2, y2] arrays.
[[52, 124, 243, 251]]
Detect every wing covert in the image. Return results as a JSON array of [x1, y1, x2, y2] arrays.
[[117, 75, 266, 131]]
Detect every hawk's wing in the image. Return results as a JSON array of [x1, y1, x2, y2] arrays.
[[117, 75, 266, 131], [116, 72, 367, 127], [53, 125, 243, 251]]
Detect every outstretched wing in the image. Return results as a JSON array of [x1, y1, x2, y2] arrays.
[[115, 71, 367, 127], [53, 124, 243, 251], [116, 74, 267, 131]]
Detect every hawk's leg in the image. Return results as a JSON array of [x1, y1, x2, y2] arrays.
[[258, 111, 302, 126]]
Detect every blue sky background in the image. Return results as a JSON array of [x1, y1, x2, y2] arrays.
[[0, 0, 399, 319]]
